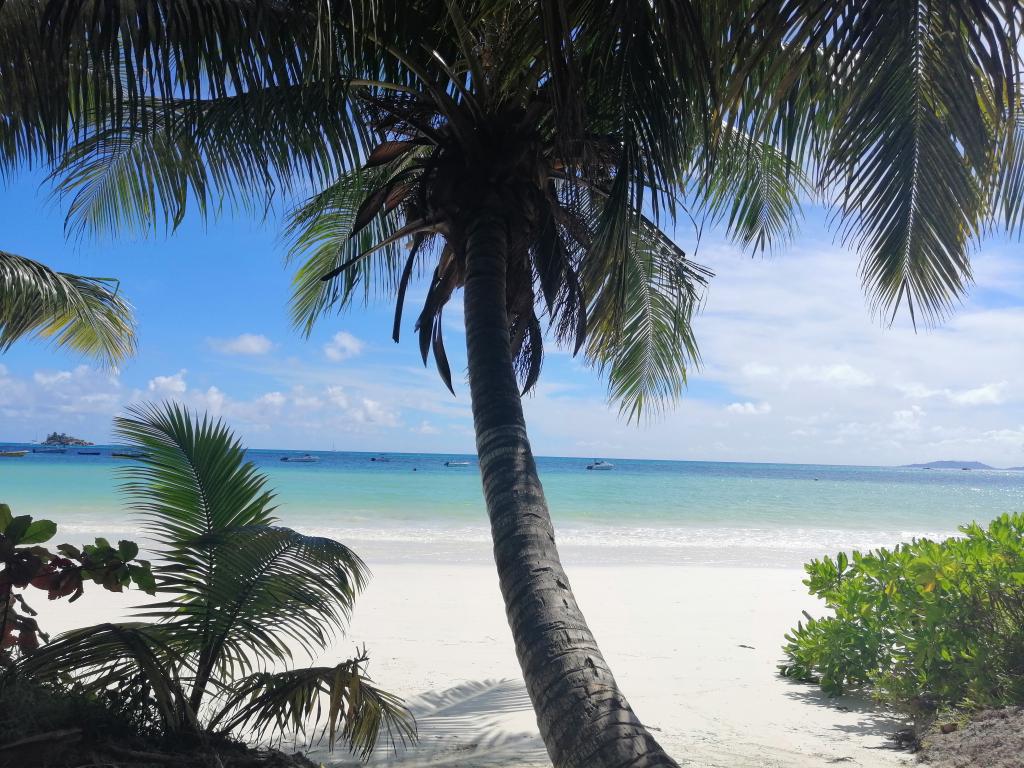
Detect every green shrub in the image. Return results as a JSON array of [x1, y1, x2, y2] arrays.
[[780, 513, 1024, 713]]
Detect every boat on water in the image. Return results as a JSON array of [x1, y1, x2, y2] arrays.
[[586, 459, 614, 471], [280, 454, 320, 463], [111, 451, 151, 459], [370, 456, 391, 462], [32, 447, 67, 454], [77, 451, 101, 455], [0, 450, 28, 458], [444, 460, 470, 467]]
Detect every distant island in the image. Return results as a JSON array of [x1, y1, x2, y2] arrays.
[[903, 460, 994, 470], [40, 431, 94, 446]]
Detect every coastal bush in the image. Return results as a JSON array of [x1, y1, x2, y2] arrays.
[[780, 513, 1024, 713], [0, 503, 154, 665], [16, 403, 414, 757]]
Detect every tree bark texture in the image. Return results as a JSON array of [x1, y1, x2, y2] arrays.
[[461, 207, 679, 768]]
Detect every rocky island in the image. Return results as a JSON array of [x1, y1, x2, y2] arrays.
[[40, 431, 94, 446]]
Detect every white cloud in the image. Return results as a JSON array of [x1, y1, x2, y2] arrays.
[[325, 385, 350, 409], [414, 420, 440, 434], [949, 382, 1007, 406], [726, 401, 772, 415], [324, 331, 364, 362], [898, 380, 1009, 407], [742, 362, 874, 388], [257, 391, 287, 408], [148, 369, 187, 395], [195, 386, 225, 416], [33, 370, 73, 386], [889, 405, 925, 432], [209, 333, 274, 355], [356, 398, 400, 426]]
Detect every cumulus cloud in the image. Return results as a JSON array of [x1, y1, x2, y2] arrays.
[[948, 382, 1007, 406], [726, 401, 772, 415], [257, 391, 287, 408], [209, 333, 274, 355], [148, 370, 188, 395], [324, 331, 364, 362], [414, 420, 440, 435]]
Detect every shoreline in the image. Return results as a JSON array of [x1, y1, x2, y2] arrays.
[[35, 560, 910, 768]]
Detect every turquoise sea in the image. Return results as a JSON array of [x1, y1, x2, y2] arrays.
[[3, 446, 1024, 566]]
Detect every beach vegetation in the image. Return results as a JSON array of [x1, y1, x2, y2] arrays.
[[13, 403, 414, 757], [0, 249, 135, 365], [2, 3, 1022, 765], [781, 513, 1024, 715], [0, 502, 154, 668]]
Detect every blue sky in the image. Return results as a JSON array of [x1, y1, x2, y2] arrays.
[[3, 170, 1024, 466]]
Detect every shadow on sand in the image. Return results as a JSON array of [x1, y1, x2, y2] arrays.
[[780, 678, 909, 749], [319, 678, 547, 766]]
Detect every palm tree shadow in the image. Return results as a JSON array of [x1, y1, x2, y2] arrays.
[[780, 678, 910, 749], [321, 678, 548, 766]]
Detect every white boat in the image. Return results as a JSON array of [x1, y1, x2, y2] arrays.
[[444, 460, 470, 467], [586, 460, 614, 471], [0, 450, 28, 458], [280, 454, 320, 463]]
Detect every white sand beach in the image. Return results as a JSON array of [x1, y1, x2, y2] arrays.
[[37, 557, 910, 768]]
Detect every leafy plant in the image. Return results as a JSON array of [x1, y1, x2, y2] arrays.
[[16, 403, 414, 757], [0, 503, 154, 663], [781, 513, 1024, 715]]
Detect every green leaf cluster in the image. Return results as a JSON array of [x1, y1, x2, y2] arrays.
[[0, 503, 154, 660], [781, 513, 1024, 713]]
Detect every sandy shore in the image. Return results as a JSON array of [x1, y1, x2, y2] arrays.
[[36, 557, 910, 768]]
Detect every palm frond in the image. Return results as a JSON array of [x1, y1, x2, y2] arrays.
[[584, 218, 711, 422], [737, 1, 1022, 326], [698, 125, 811, 254], [0, 249, 136, 365], [217, 657, 415, 757], [114, 403, 367, 703], [285, 164, 432, 337], [51, 85, 370, 238], [113, 402, 277, 552], [141, 525, 369, 679], [16, 622, 194, 732]]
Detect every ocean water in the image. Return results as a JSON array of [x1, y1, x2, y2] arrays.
[[3, 446, 1024, 567]]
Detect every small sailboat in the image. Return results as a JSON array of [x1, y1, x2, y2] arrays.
[[586, 459, 614, 471], [0, 450, 28, 458], [280, 454, 320, 463], [444, 460, 470, 467], [111, 451, 151, 459]]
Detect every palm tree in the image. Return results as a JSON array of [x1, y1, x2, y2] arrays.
[[2, 2, 1021, 766], [19, 402, 414, 757], [0, 249, 135, 365]]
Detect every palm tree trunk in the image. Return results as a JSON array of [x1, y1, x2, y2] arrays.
[[461, 207, 679, 768]]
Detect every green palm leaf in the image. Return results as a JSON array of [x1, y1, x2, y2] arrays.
[[585, 218, 711, 422], [738, 1, 1021, 326], [16, 622, 194, 732], [114, 403, 367, 704], [698, 126, 811, 254], [217, 657, 416, 757], [0, 249, 136, 365]]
